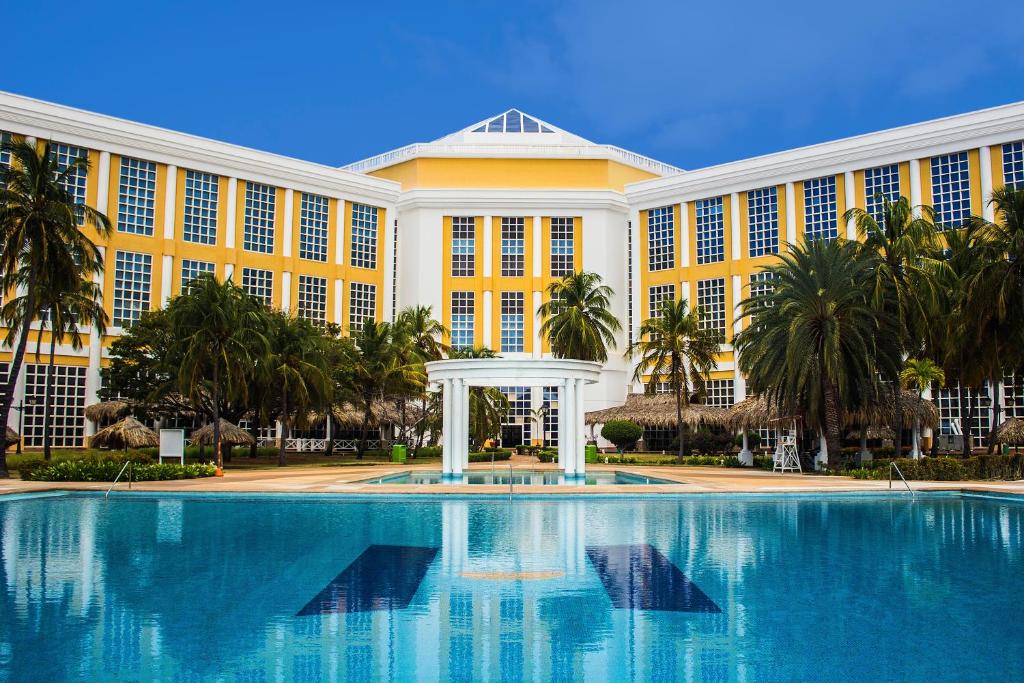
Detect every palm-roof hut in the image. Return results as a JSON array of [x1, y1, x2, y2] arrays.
[[90, 417, 159, 450], [85, 400, 132, 425], [585, 393, 729, 451], [4, 427, 19, 449], [190, 419, 256, 446], [845, 390, 939, 432], [994, 418, 1024, 452]]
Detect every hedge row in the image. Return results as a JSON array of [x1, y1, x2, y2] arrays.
[[24, 460, 218, 482], [848, 455, 1024, 481], [469, 451, 512, 462]]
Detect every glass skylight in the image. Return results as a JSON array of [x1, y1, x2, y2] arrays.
[[471, 110, 554, 133]]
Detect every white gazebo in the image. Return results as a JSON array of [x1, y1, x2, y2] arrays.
[[425, 358, 603, 477]]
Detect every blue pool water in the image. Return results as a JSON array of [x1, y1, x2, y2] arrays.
[[362, 469, 679, 485], [1, 491, 1022, 682]]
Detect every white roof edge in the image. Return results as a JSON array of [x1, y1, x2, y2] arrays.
[[0, 90, 402, 203], [625, 99, 1024, 204]]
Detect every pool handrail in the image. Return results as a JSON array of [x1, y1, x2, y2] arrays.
[[105, 461, 133, 498], [889, 461, 915, 497]]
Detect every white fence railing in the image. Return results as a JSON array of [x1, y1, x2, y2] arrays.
[[252, 437, 391, 452]]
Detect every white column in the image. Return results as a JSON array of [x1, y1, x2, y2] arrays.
[[333, 279, 344, 324], [681, 281, 691, 307], [563, 379, 577, 476], [383, 210, 396, 321], [281, 271, 292, 312], [979, 146, 995, 221], [844, 171, 856, 239], [450, 379, 464, 475], [679, 201, 691, 268], [921, 384, 933, 441], [532, 215, 542, 277], [160, 255, 174, 307], [461, 381, 470, 470], [226, 178, 238, 248], [282, 189, 294, 257], [785, 182, 797, 246], [575, 378, 586, 474], [532, 291, 542, 358], [909, 160, 922, 218], [96, 151, 111, 215], [629, 209, 643, 392], [816, 431, 827, 470], [442, 379, 453, 474], [224, 263, 235, 281], [730, 192, 741, 261], [482, 291, 493, 348], [335, 200, 346, 265], [163, 165, 177, 240], [482, 215, 493, 277], [84, 246, 106, 438], [557, 382, 567, 470]]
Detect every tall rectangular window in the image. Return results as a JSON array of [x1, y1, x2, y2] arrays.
[[500, 291, 525, 352], [747, 186, 778, 257], [180, 258, 215, 293], [117, 157, 157, 236], [50, 142, 89, 208], [299, 193, 329, 262], [350, 203, 378, 269], [803, 176, 837, 241], [297, 275, 328, 324], [451, 291, 475, 349], [113, 251, 152, 326], [863, 164, 900, 223], [697, 277, 726, 336], [648, 284, 675, 319], [1003, 141, 1024, 191], [501, 217, 525, 277], [931, 151, 971, 228], [243, 182, 276, 253], [349, 282, 377, 330], [542, 387, 559, 447], [241, 267, 273, 305], [647, 206, 675, 271], [933, 383, 990, 446], [23, 364, 86, 447], [182, 170, 218, 244], [1004, 372, 1024, 418], [550, 217, 575, 277], [705, 379, 735, 408], [451, 216, 476, 277], [749, 271, 775, 300], [695, 196, 724, 264], [0, 131, 11, 168], [498, 386, 532, 444]]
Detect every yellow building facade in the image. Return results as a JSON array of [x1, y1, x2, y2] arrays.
[[2, 95, 1023, 449]]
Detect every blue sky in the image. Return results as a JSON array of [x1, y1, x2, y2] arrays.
[[4, 0, 1023, 170]]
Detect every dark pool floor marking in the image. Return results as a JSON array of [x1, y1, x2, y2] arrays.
[[585, 544, 721, 613], [297, 544, 439, 615]]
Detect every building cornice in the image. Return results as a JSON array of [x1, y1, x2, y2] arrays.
[[395, 188, 630, 212], [0, 91, 401, 206], [626, 100, 1024, 207]]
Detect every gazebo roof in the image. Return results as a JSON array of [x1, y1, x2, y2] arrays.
[[585, 393, 729, 429]]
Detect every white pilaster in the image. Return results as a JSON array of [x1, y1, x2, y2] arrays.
[[461, 381, 470, 470], [532, 215, 542, 277], [84, 246, 106, 438], [681, 281, 691, 307], [226, 178, 238, 248], [482, 215, 493, 277], [281, 271, 292, 312], [163, 165, 177, 240], [730, 193, 741, 261], [282, 189, 294, 258], [909, 160, 922, 218], [450, 379, 464, 475], [333, 279, 343, 324], [785, 182, 797, 246], [442, 379, 453, 474], [482, 291, 493, 348], [731, 275, 742, 339], [563, 379, 577, 476], [575, 378, 586, 474], [532, 291, 542, 359], [679, 201, 691, 268], [335, 200, 346, 265], [844, 171, 856, 239], [557, 382, 567, 470], [224, 263, 235, 282], [161, 255, 174, 307], [979, 146, 994, 221], [96, 151, 110, 215], [384, 210, 396, 321]]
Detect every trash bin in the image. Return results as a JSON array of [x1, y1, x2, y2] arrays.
[[1003, 443, 1010, 456], [585, 444, 598, 463], [391, 444, 407, 463]]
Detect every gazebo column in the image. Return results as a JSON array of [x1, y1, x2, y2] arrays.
[[739, 430, 753, 466], [574, 378, 586, 475], [557, 382, 567, 471], [451, 379, 465, 475], [461, 380, 470, 470], [442, 379, 453, 475], [563, 379, 577, 476]]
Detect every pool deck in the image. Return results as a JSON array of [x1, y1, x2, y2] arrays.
[[3, 456, 1024, 497]]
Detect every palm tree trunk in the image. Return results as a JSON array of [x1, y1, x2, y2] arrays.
[[249, 419, 260, 458], [278, 387, 288, 467], [357, 398, 373, 460], [212, 364, 222, 471], [674, 355, 685, 463], [0, 286, 37, 478], [42, 337, 56, 461], [325, 415, 335, 457], [822, 381, 842, 468], [891, 383, 903, 458], [958, 384, 971, 459]]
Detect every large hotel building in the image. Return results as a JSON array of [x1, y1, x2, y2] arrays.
[[2, 92, 1024, 449]]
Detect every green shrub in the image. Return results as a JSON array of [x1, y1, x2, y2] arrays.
[[536, 449, 558, 463], [601, 420, 643, 451], [734, 430, 762, 449], [846, 455, 1024, 481], [25, 460, 217, 482], [469, 451, 512, 462], [753, 455, 774, 470], [415, 446, 442, 458]]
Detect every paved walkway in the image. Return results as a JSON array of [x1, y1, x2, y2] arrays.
[[3, 460, 1023, 497]]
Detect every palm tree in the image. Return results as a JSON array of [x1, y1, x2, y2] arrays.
[[844, 195, 941, 458], [266, 313, 332, 467], [393, 306, 447, 450], [0, 140, 111, 477], [167, 274, 269, 472], [900, 358, 945, 459], [735, 239, 879, 468], [537, 271, 621, 362], [446, 346, 510, 450], [627, 298, 722, 462]]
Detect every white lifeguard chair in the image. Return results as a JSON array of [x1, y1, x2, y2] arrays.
[[773, 419, 802, 473]]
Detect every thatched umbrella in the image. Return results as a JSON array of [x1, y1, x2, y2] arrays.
[[726, 395, 793, 430], [584, 393, 729, 428], [844, 390, 938, 430], [4, 427, 19, 448], [85, 400, 131, 423], [994, 418, 1024, 450], [190, 419, 256, 446], [91, 417, 159, 450]]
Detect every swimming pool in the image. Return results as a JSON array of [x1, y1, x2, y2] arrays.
[[1, 491, 1021, 681], [361, 469, 680, 485]]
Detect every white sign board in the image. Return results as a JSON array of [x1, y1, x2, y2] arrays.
[[159, 429, 185, 464]]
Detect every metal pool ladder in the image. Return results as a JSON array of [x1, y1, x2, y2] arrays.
[[105, 461, 134, 498], [508, 463, 513, 501], [889, 461, 915, 497]]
